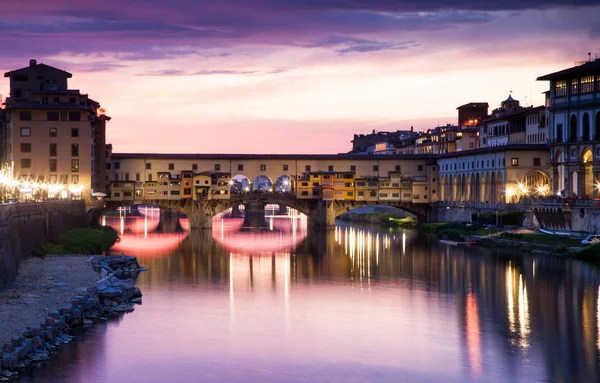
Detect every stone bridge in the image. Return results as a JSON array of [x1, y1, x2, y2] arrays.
[[99, 194, 431, 229]]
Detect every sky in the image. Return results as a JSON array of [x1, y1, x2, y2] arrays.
[[1, 0, 599, 154]]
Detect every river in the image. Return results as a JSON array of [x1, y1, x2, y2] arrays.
[[15, 209, 600, 383]]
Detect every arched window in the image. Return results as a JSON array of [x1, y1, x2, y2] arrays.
[[569, 114, 577, 141], [582, 113, 590, 141], [596, 112, 600, 140]]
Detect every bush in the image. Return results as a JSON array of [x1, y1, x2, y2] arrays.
[[34, 226, 118, 257]]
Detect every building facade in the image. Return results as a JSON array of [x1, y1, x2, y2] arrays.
[[1, 59, 110, 199], [537, 58, 600, 197]]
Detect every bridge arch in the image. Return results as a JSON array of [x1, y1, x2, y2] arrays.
[[230, 174, 251, 194], [274, 175, 294, 193], [252, 175, 273, 192]]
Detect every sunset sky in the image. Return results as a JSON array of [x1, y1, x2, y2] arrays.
[[1, 1, 599, 154]]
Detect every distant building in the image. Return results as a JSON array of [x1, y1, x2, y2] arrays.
[[350, 128, 417, 153], [478, 95, 546, 149], [456, 102, 488, 128], [0, 59, 110, 199], [537, 58, 600, 197]]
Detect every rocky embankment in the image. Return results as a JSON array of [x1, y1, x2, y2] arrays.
[[0, 255, 144, 381]]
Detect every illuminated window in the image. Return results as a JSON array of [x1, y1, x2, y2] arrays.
[[260, 164, 266, 171], [72, 175, 79, 184], [571, 78, 579, 95], [283, 164, 288, 171], [581, 76, 594, 93], [554, 80, 567, 97], [20, 127, 31, 136], [511, 158, 519, 166], [215, 164, 221, 171], [49, 127, 57, 137], [71, 159, 79, 172], [71, 143, 79, 157]]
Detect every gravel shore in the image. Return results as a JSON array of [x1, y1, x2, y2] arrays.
[[0, 255, 99, 347]]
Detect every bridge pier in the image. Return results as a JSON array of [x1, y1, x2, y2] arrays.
[[308, 200, 342, 229], [243, 202, 268, 228]]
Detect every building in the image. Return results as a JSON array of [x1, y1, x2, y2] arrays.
[[537, 58, 600, 197], [457, 102, 489, 128], [437, 144, 551, 204], [350, 128, 417, 154], [0, 59, 110, 199]]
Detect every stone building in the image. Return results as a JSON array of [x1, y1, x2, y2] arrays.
[[0, 59, 110, 199], [537, 58, 600, 197]]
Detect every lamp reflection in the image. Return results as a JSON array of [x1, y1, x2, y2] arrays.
[[465, 292, 482, 379], [506, 263, 530, 350]]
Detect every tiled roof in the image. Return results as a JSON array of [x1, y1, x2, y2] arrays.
[[456, 102, 489, 109]]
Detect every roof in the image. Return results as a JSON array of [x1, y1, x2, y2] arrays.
[[4, 63, 73, 78], [537, 59, 600, 81], [504, 94, 517, 102], [111, 153, 436, 160], [482, 105, 545, 124], [456, 102, 489, 109]]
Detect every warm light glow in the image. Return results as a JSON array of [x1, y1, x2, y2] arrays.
[[465, 293, 482, 380]]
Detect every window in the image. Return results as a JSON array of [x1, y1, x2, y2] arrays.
[[350, 165, 356, 172], [192, 164, 198, 171], [71, 143, 79, 157], [14, 75, 27, 82], [49, 159, 57, 172], [413, 195, 420, 199], [260, 164, 266, 171], [71, 128, 79, 137], [147, 174, 153, 181], [20, 143, 31, 153], [71, 159, 79, 172], [60, 174, 68, 184], [469, 142, 475, 148], [417, 165, 423, 171], [68, 112, 80, 121], [511, 158, 519, 166], [283, 164, 288, 171], [305, 165, 311, 172], [20, 158, 31, 168], [395, 165, 401, 172], [146, 163, 151, 170], [53, 97, 60, 104], [47, 111, 59, 121], [20, 127, 31, 136], [555, 80, 567, 97], [373, 165, 379, 172], [49, 175, 57, 183], [301, 191, 309, 196], [136, 173, 141, 182], [579, 76, 594, 93], [533, 158, 541, 166], [571, 78, 579, 95], [113, 162, 120, 170], [49, 127, 57, 137], [328, 165, 334, 171], [237, 164, 244, 171], [60, 111, 67, 121], [168, 163, 174, 170], [19, 111, 31, 120], [214, 164, 221, 171], [72, 175, 79, 184]]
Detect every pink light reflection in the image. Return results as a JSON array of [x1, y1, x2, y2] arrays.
[[212, 216, 307, 254], [111, 233, 189, 257]]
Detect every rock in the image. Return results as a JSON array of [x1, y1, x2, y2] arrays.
[[131, 287, 142, 298], [1, 344, 11, 354], [83, 319, 94, 326], [96, 278, 111, 291], [131, 298, 142, 305], [99, 287, 122, 299], [1, 355, 16, 370]]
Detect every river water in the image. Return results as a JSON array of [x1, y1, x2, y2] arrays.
[[16, 209, 600, 383]]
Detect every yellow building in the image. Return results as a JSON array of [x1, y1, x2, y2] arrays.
[[1, 59, 109, 199], [192, 174, 211, 199]]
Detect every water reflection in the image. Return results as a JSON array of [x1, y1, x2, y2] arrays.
[[19, 210, 600, 383]]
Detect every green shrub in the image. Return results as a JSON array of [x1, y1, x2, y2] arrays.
[[34, 226, 118, 256]]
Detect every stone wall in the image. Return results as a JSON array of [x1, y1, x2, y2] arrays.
[[0, 201, 87, 288], [431, 206, 474, 223]]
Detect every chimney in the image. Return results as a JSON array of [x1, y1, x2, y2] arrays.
[[410, 125, 413, 132], [29, 59, 37, 67]]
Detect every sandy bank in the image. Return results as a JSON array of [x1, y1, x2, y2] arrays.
[[0, 255, 98, 347]]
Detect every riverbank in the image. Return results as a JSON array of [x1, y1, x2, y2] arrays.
[[338, 212, 417, 229], [420, 222, 599, 259], [0, 254, 143, 380]]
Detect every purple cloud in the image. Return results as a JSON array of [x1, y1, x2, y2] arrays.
[[136, 67, 294, 76]]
